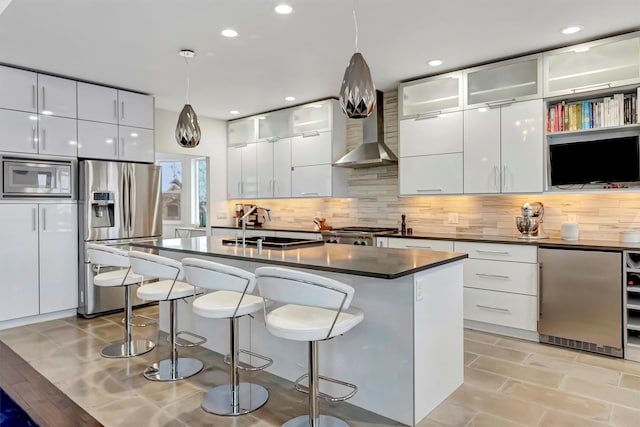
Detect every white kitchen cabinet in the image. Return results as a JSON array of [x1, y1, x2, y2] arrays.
[[117, 90, 154, 129], [119, 126, 154, 163], [38, 203, 78, 314], [0, 204, 40, 321], [291, 164, 333, 198], [544, 32, 640, 97], [38, 115, 78, 157], [227, 143, 257, 199], [0, 109, 38, 154], [0, 65, 37, 113], [256, 138, 292, 198], [399, 153, 463, 195], [464, 99, 543, 194], [77, 82, 118, 124], [387, 237, 454, 252], [258, 109, 291, 140], [291, 100, 332, 135], [228, 117, 258, 145], [37, 74, 77, 119], [454, 241, 538, 339], [77, 121, 119, 160], [399, 111, 463, 157], [464, 55, 541, 108], [291, 131, 333, 166], [399, 71, 463, 119]]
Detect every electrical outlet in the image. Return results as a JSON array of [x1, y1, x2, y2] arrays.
[[415, 282, 423, 301], [567, 214, 577, 223], [447, 213, 459, 224]]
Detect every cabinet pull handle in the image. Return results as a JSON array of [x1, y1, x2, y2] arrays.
[[415, 111, 442, 120], [476, 304, 510, 313], [302, 130, 320, 138], [32, 127, 37, 149], [485, 98, 515, 108], [571, 83, 612, 94], [476, 273, 510, 280], [120, 137, 125, 156], [406, 245, 432, 249], [267, 137, 279, 143], [41, 87, 46, 111], [42, 207, 46, 231], [502, 164, 508, 190], [113, 100, 118, 121], [494, 165, 500, 190], [121, 101, 125, 120], [32, 208, 37, 231], [32, 85, 36, 109], [416, 188, 442, 193], [41, 128, 46, 150], [476, 249, 510, 256], [301, 192, 319, 195]]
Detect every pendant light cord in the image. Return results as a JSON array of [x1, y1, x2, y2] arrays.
[[184, 56, 191, 104], [352, 3, 359, 52]]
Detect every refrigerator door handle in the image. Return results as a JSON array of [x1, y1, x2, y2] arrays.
[[538, 262, 543, 320], [128, 165, 135, 236]]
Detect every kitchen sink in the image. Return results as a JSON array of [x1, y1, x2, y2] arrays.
[[221, 236, 324, 249]]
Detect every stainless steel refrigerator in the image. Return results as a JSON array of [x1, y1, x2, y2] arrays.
[[77, 160, 162, 317]]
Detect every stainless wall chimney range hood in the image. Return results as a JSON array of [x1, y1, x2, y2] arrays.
[[333, 91, 398, 169]]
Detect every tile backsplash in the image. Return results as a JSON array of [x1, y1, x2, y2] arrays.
[[228, 90, 640, 242]]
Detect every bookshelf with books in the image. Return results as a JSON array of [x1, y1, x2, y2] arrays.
[[546, 88, 639, 135]]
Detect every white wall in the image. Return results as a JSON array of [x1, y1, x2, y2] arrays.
[[154, 108, 229, 226]]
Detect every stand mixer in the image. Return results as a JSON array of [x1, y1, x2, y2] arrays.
[[516, 202, 547, 239]]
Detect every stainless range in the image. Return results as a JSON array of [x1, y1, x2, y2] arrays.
[[321, 227, 397, 246]]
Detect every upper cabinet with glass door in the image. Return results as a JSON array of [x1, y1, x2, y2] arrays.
[[464, 54, 542, 108], [291, 100, 332, 135], [228, 116, 258, 146], [544, 32, 640, 97], [399, 71, 463, 119], [258, 109, 291, 141]]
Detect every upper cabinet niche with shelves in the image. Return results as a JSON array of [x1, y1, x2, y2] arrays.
[[544, 32, 640, 98]]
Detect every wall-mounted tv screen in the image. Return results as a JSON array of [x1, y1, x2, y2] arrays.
[[549, 136, 640, 186]]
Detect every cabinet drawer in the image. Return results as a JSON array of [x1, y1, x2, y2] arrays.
[[399, 111, 463, 157], [463, 259, 537, 295], [454, 241, 537, 263], [388, 238, 453, 252], [464, 287, 537, 331]]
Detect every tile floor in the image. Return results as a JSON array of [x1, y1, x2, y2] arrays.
[[1, 306, 640, 427]]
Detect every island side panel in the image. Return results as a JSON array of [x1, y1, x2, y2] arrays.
[[413, 261, 464, 424]]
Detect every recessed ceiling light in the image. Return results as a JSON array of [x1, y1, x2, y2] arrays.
[[561, 26, 582, 35], [284, 96, 296, 101], [221, 29, 238, 38], [428, 59, 443, 67], [275, 4, 293, 14], [229, 110, 240, 115]]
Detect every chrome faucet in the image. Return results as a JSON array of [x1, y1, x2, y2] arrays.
[[240, 205, 272, 248]]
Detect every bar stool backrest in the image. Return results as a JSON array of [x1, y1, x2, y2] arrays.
[[128, 251, 184, 280], [255, 266, 355, 310], [87, 243, 130, 268], [182, 258, 256, 293]]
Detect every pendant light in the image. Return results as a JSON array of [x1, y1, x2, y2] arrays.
[[339, 2, 376, 119], [175, 49, 202, 148]]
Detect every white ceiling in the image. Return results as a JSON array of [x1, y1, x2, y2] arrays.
[[0, 0, 639, 121]]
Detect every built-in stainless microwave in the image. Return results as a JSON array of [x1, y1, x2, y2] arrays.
[[1, 156, 76, 199]]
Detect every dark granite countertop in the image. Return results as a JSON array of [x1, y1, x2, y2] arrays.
[[131, 237, 468, 279]]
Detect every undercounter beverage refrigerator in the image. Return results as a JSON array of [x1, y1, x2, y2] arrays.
[[77, 160, 162, 317]]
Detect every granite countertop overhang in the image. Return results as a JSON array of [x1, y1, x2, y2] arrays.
[[131, 237, 468, 280]]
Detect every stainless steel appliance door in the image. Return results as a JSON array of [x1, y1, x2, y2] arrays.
[[539, 248, 622, 353], [80, 160, 128, 241], [128, 163, 162, 239]]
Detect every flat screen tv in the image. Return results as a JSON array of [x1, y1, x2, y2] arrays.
[[549, 136, 640, 186]]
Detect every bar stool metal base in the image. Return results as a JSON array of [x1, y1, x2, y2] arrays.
[[283, 415, 349, 427], [100, 339, 155, 358], [201, 383, 269, 416], [143, 357, 203, 381]]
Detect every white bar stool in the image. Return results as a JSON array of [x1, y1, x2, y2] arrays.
[[129, 251, 204, 381], [255, 266, 364, 427], [182, 257, 272, 416], [86, 243, 155, 358]]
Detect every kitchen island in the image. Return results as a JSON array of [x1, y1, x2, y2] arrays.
[[131, 237, 467, 426]]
